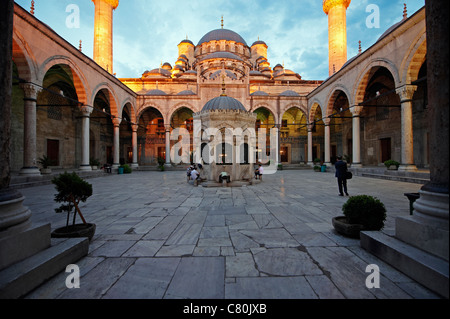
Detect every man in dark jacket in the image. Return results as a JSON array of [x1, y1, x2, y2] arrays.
[[335, 155, 349, 196]]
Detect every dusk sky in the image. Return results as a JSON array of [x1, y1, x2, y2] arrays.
[[15, 0, 425, 80]]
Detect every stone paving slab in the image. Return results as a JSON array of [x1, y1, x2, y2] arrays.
[[19, 170, 441, 300]]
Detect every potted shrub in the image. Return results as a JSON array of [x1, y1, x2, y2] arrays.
[[332, 195, 387, 238], [384, 159, 400, 170], [37, 155, 54, 174], [90, 158, 100, 170], [120, 164, 132, 174], [313, 165, 321, 172], [277, 164, 283, 171], [50, 172, 96, 241], [157, 157, 165, 171]]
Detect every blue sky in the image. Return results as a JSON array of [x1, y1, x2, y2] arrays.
[[15, 0, 424, 80]]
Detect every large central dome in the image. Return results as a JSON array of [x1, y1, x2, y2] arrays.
[[202, 95, 247, 112], [197, 29, 248, 46]]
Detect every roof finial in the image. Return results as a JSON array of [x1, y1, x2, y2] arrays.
[[30, 0, 35, 15], [79, 40, 82, 52], [221, 16, 224, 29], [220, 74, 227, 96], [403, 3, 407, 20], [358, 40, 362, 54]]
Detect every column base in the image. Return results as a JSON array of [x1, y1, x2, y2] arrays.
[[0, 188, 32, 239], [131, 163, 139, 169], [19, 167, 41, 176], [164, 163, 172, 168], [350, 163, 363, 168], [396, 189, 449, 261], [79, 165, 92, 172], [398, 164, 418, 171]]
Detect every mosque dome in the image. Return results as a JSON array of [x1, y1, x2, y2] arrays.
[[145, 89, 167, 96], [202, 95, 246, 112], [250, 90, 269, 96], [280, 90, 300, 97], [177, 90, 196, 95], [197, 29, 248, 46]]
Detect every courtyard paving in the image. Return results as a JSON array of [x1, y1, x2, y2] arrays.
[[20, 169, 440, 299]]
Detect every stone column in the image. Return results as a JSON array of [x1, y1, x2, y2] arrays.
[[164, 124, 171, 167], [351, 105, 362, 168], [395, 0, 449, 262], [0, 0, 32, 238], [324, 120, 331, 166], [307, 126, 313, 166], [19, 83, 41, 176], [112, 117, 121, 168], [275, 124, 281, 165], [131, 124, 139, 169], [396, 85, 418, 171], [79, 106, 92, 171]]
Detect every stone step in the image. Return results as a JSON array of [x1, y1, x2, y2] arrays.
[[360, 230, 449, 298], [360, 172, 429, 184], [0, 237, 89, 299]]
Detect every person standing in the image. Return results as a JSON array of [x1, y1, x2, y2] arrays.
[[335, 155, 349, 196]]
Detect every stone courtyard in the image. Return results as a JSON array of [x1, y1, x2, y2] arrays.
[[18, 169, 440, 299]]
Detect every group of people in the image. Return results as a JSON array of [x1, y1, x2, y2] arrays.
[[186, 164, 202, 182], [186, 158, 348, 195]]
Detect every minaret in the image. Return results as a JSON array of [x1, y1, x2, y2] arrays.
[[92, 0, 119, 73], [323, 0, 351, 76]]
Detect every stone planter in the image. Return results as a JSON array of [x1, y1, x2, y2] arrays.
[[51, 223, 96, 242], [332, 216, 364, 239], [387, 165, 398, 170], [40, 168, 52, 175]]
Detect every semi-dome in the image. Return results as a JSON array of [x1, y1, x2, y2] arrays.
[[200, 51, 243, 62], [202, 95, 246, 112], [197, 29, 248, 46]]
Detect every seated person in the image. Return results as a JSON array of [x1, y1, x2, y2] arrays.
[[219, 171, 230, 183], [190, 168, 200, 181]]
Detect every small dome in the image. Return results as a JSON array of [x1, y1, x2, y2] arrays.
[[143, 68, 171, 78], [177, 90, 196, 96], [202, 95, 246, 112], [179, 39, 194, 46], [145, 89, 167, 96], [251, 40, 267, 47], [198, 29, 248, 46], [378, 21, 403, 42], [161, 62, 172, 70], [280, 90, 300, 97], [273, 64, 283, 70], [251, 91, 269, 96]]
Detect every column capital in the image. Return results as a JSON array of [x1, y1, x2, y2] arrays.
[[350, 105, 363, 116], [396, 85, 418, 102], [78, 105, 93, 116], [164, 124, 171, 132], [20, 83, 41, 100], [323, 0, 351, 14], [131, 124, 139, 132], [92, 0, 119, 10], [112, 117, 121, 127]]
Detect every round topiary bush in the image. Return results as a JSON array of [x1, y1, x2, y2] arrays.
[[342, 195, 387, 231]]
